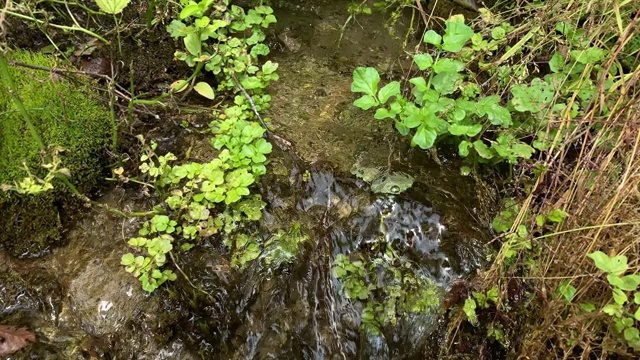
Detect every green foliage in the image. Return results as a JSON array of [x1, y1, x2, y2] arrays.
[[0, 51, 110, 194], [332, 248, 441, 334], [167, 0, 277, 96], [350, 14, 613, 167], [95, 0, 131, 14], [588, 251, 640, 350], [463, 286, 499, 326], [122, 1, 279, 292], [123, 99, 272, 290], [0, 51, 109, 256], [262, 223, 309, 267]]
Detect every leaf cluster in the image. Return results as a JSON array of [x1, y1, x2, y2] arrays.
[[167, 0, 278, 98]]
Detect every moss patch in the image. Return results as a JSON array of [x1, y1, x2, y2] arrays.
[[0, 50, 110, 257]]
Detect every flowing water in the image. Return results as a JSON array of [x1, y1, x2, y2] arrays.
[[1, 1, 496, 359]]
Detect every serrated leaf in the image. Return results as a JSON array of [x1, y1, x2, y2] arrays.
[[95, 0, 131, 14], [194, 82, 215, 99]]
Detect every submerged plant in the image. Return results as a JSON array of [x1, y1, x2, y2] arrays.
[[332, 244, 441, 334]]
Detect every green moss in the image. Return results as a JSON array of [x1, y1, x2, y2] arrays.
[[0, 50, 111, 257], [0, 50, 110, 190]]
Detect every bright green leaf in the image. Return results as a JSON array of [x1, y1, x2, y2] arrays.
[[412, 125, 437, 149], [423, 30, 442, 47], [184, 32, 201, 55], [352, 67, 381, 96], [194, 82, 215, 99], [353, 95, 379, 110], [378, 81, 401, 104], [413, 53, 434, 70], [95, 0, 131, 14], [588, 251, 628, 275], [442, 15, 474, 53]]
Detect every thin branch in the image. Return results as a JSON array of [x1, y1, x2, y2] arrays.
[[228, 70, 271, 133]]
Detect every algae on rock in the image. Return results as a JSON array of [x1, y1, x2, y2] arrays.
[[0, 50, 111, 257]]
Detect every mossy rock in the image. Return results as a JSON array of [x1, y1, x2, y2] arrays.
[[0, 50, 110, 257]]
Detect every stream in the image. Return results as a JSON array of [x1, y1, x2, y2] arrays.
[[1, 1, 495, 359]]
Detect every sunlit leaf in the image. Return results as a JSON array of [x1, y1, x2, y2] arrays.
[[194, 82, 215, 99], [95, 0, 131, 14]]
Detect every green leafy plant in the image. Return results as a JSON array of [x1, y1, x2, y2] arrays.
[[588, 251, 640, 349], [463, 286, 499, 326], [121, 0, 278, 292], [166, 0, 277, 98], [350, 14, 612, 168], [332, 249, 441, 334], [94, 0, 132, 53]]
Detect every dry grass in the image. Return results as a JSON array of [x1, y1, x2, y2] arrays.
[[441, 0, 640, 358]]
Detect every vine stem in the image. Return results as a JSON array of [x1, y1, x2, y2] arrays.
[[228, 70, 271, 133], [5, 10, 110, 44]]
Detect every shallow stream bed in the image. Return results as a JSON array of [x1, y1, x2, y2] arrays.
[[1, 1, 496, 359]]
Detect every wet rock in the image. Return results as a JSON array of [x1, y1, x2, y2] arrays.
[[277, 28, 302, 52]]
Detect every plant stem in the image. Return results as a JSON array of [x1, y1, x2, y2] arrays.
[[0, 52, 46, 151], [113, 14, 122, 54], [5, 10, 110, 44]]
